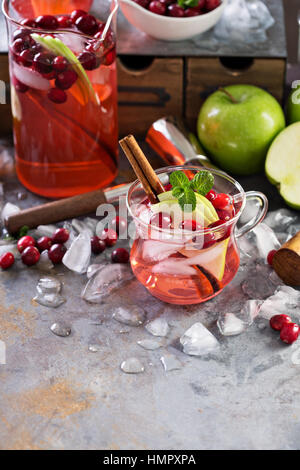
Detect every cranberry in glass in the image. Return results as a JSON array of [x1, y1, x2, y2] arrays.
[[52, 228, 69, 244], [202, 229, 216, 248], [206, 190, 217, 202], [13, 76, 28, 93], [197, 0, 206, 9], [111, 248, 130, 264], [35, 15, 59, 30], [103, 48, 116, 66], [33, 52, 54, 75], [212, 193, 231, 210], [53, 56, 68, 73], [270, 314, 292, 332], [133, 0, 150, 7], [185, 7, 201, 16], [149, 0, 166, 15], [159, 0, 173, 6], [48, 88, 67, 104], [164, 183, 172, 191], [20, 18, 37, 27], [75, 14, 98, 35], [13, 29, 31, 41], [57, 15, 72, 28], [48, 244, 67, 264], [280, 322, 300, 344], [70, 9, 88, 23], [167, 4, 185, 17], [12, 38, 29, 55], [0, 252, 15, 270], [109, 216, 127, 235], [37, 236, 52, 252], [151, 212, 172, 229], [205, 0, 221, 12], [267, 249, 277, 266], [18, 48, 34, 67], [101, 228, 118, 247], [216, 207, 234, 222], [55, 69, 78, 90], [21, 246, 40, 266], [17, 235, 36, 253], [180, 219, 200, 231], [91, 236, 106, 255], [78, 51, 99, 70]]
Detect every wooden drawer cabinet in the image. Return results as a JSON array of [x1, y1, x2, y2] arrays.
[[117, 56, 183, 137], [185, 57, 285, 129]]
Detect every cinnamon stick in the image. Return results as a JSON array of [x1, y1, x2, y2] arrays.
[[119, 135, 165, 203], [273, 231, 300, 286]]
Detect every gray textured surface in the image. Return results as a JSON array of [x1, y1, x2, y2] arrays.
[[0, 139, 300, 450]]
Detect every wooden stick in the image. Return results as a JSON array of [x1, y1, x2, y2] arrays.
[[273, 231, 300, 286], [119, 135, 165, 203]]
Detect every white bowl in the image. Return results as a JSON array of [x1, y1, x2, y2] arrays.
[[119, 0, 226, 41]]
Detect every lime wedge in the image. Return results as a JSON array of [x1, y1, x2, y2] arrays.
[[31, 34, 100, 106], [265, 122, 300, 209]]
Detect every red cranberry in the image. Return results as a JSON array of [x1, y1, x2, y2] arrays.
[[0, 252, 15, 270], [180, 219, 200, 231], [206, 189, 217, 202], [12, 38, 29, 55], [164, 183, 172, 191], [17, 235, 36, 253], [55, 69, 78, 90], [13, 29, 31, 41], [216, 207, 234, 222], [149, 0, 166, 15], [103, 47, 116, 66], [21, 246, 40, 266], [100, 228, 118, 247], [280, 322, 300, 344], [270, 314, 292, 332], [48, 244, 67, 264], [267, 249, 277, 266], [111, 248, 130, 264], [167, 4, 185, 17], [35, 15, 59, 30], [150, 212, 172, 229], [91, 236, 106, 255], [53, 56, 68, 72], [196, 0, 206, 9], [13, 76, 29, 93], [20, 18, 37, 27], [75, 14, 98, 35], [52, 228, 69, 244], [57, 15, 72, 28], [205, 0, 221, 12], [212, 193, 231, 210], [33, 52, 54, 75], [109, 216, 127, 235], [133, 0, 150, 7], [18, 48, 34, 66], [48, 88, 67, 104], [37, 236, 52, 252], [70, 9, 88, 23], [202, 229, 216, 248], [185, 7, 201, 16], [159, 0, 173, 6], [209, 219, 231, 240], [78, 51, 99, 70]]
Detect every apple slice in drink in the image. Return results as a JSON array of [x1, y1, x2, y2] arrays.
[[265, 122, 300, 209]]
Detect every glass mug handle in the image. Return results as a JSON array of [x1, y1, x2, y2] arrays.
[[235, 191, 269, 239]]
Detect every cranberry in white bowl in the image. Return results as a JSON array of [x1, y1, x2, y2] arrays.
[[119, 0, 226, 41]]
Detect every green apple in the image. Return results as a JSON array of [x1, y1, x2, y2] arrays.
[[265, 122, 300, 209], [286, 82, 300, 124], [197, 85, 285, 175]]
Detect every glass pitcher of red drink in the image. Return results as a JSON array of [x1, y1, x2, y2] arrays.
[[3, 0, 118, 198]]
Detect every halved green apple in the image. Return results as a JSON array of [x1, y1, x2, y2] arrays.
[[265, 122, 300, 209]]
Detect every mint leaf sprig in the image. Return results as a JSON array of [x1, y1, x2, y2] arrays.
[[169, 170, 214, 212], [177, 0, 200, 8]]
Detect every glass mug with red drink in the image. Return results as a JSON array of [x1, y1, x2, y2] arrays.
[[127, 166, 268, 305], [3, 0, 118, 197]]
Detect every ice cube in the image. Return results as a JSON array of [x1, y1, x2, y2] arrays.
[[145, 317, 170, 337], [160, 353, 182, 372], [217, 313, 246, 336], [63, 221, 77, 249], [242, 263, 278, 299], [13, 62, 50, 91], [63, 230, 91, 274], [180, 322, 219, 356], [0, 242, 19, 259], [35, 224, 57, 238], [87, 264, 103, 279], [252, 223, 281, 261], [120, 357, 144, 374], [137, 339, 163, 350], [113, 305, 146, 326], [33, 276, 65, 308], [81, 263, 133, 303], [142, 240, 184, 262], [258, 286, 300, 320], [152, 259, 196, 276], [71, 219, 94, 238], [1, 202, 20, 222], [35, 250, 54, 272], [264, 209, 298, 230]]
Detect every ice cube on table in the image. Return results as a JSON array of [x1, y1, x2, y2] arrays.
[[258, 286, 300, 320], [35, 224, 57, 238], [81, 263, 133, 303], [63, 230, 91, 274], [35, 250, 54, 272], [71, 219, 94, 238], [120, 357, 144, 374], [160, 353, 182, 372], [87, 264, 103, 279], [113, 305, 146, 327], [0, 243, 19, 259], [252, 223, 281, 261], [145, 317, 170, 337], [33, 276, 65, 308], [1, 202, 20, 222], [242, 263, 280, 299], [180, 322, 219, 356], [264, 209, 298, 230], [137, 339, 163, 350], [217, 313, 246, 336]]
